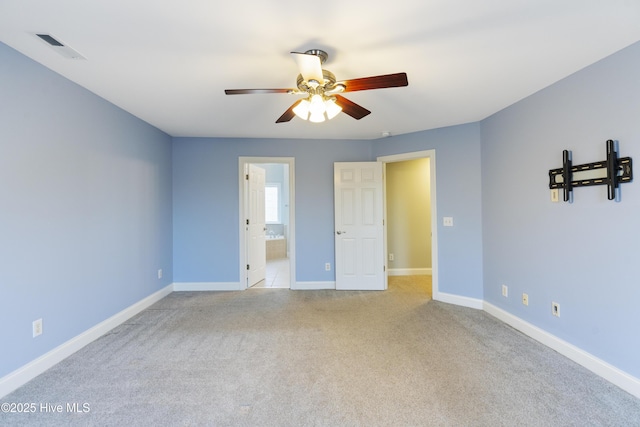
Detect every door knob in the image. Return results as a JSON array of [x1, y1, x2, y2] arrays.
[[336, 231, 347, 235]]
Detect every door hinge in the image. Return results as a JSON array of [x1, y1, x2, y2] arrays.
[[246, 219, 249, 225], [246, 174, 249, 180], [384, 265, 386, 272], [247, 264, 250, 270]]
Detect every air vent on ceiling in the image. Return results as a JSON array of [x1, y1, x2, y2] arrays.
[[36, 34, 63, 47], [35, 33, 86, 60]]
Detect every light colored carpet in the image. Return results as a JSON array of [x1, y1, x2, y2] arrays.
[[2, 279, 640, 426]]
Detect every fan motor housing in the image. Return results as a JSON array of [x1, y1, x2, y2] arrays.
[[296, 69, 338, 92]]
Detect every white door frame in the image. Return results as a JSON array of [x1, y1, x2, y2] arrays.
[[377, 150, 439, 299], [239, 157, 296, 290]]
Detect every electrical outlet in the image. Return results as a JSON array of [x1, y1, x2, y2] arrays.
[[522, 293, 529, 306], [325, 263, 331, 271], [502, 284, 508, 297], [388, 253, 394, 261], [33, 318, 43, 338], [552, 302, 560, 317], [157, 269, 163, 279]]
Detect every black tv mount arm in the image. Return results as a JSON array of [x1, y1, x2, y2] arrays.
[[549, 140, 633, 202]]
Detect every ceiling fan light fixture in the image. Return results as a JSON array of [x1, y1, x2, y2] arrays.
[[309, 111, 326, 123], [309, 95, 325, 115], [324, 98, 342, 120], [293, 99, 311, 120], [295, 95, 341, 123]]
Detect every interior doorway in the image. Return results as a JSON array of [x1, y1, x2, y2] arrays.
[[239, 157, 295, 290], [378, 150, 438, 298]]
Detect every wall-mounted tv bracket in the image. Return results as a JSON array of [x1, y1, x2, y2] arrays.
[[548, 140, 632, 202]]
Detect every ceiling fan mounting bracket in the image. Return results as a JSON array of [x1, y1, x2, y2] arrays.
[[304, 49, 328, 64]]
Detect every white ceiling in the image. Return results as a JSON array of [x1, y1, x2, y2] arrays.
[[2, 1, 640, 140]]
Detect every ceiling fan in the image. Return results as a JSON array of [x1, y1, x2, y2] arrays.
[[224, 49, 408, 123]]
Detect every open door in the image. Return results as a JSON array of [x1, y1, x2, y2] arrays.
[[240, 157, 296, 291], [247, 164, 266, 287], [334, 162, 385, 290]]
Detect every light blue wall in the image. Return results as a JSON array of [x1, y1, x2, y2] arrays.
[[173, 125, 484, 297], [0, 43, 173, 377], [373, 123, 484, 298], [172, 137, 371, 282], [481, 41, 640, 377]]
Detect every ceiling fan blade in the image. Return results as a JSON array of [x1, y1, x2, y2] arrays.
[[225, 88, 293, 95], [276, 100, 303, 123], [341, 72, 408, 92], [291, 52, 324, 85], [334, 95, 371, 120]]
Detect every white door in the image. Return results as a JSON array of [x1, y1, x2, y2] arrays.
[[247, 164, 266, 287], [334, 162, 385, 290]]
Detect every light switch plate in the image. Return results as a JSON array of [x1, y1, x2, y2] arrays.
[[443, 217, 454, 227]]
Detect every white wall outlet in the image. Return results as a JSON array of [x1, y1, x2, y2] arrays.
[[388, 253, 394, 261], [502, 284, 508, 297], [551, 189, 559, 202], [443, 217, 454, 227], [325, 263, 331, 271], [33, 318, 43, 338], [157, 269, 163, 279], [552, 302, 560, 317], [522, 293, 529, 306]]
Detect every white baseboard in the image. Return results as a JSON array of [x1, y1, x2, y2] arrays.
[[292, 281, 335, 290], [434, 291, 483, 309], [388, 268, 432, 276], [0, 284, 173, 399], [173, 282, 241, 291], [483, 302, 640, 400]]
